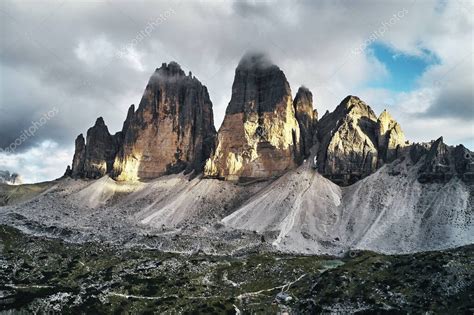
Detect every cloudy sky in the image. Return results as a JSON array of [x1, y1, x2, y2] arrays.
[[0, 0, 473, 183]]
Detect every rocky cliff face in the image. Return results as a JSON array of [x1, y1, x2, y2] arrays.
[[204, 53, 301, 181], [112, 62, 216, 180], [293, 86, 317, 159], [417, 137, 474, 183], [65, 56, 472, 187], [376, 109, 406, 164], [83, 117, 119, 179], [313, 95, 472, 185], [315, 96, 379, 185], [70, 118, 119, 179], [67, 62, 216, 181], [313, 96, 411, 185], [70, 134, 86, 177]]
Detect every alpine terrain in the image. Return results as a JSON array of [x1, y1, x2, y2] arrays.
[[1, 53, 472, 313]]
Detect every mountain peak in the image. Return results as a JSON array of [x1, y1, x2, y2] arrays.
[[155, 61, 186, 78], [331, 95, 377, 122], [205, 53, 300, 180], [377, 109, 401, 130], [340, 95, 361, 106], [111, 62, 216, 180], [295, 86, 313, 101], [378, 109, 395, 122], [95, 117, 105, 127]]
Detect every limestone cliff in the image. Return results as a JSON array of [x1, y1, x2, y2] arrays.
[[68, 117, 119, 179], [67, 62, 216, 181], [83, 117, 119, 179], [417, 137, 474, 183], [314, 95, 471, 185], [70, 134, 86, 178], [112, 62, 216, 180], [64, 58, 472, 187], [204, 53, 301, 181], [293, 86, 317, 159], [376, 109, 406, 163], [315, 96, 379, 185]]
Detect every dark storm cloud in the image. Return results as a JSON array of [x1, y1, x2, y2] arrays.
[[421, 86, 474, 120], [0, 1, 186, 153]]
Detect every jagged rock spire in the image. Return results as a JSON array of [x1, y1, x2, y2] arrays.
[[84, 117, 118, 178], [68, 117, 119, 179], [204, 53, 301, 181], [376, 109, 406, 163], [71, 133, 86, 177], [65, 58, 472, 186], [293, 86, 317, 159], [112, 62, 216, 180], [68, 62, 216, 181]]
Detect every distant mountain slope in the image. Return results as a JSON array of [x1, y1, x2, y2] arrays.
[[2, 53, 472, 256], [221, 158, 473, 255], [1, 155, 472, 255], [222, 164, 343, 255]]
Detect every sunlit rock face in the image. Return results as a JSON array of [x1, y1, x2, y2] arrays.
[[376, 109, 406, 164], [293, 86, 317, 159], [204, 53, 301, 181], [315, 96, 379, 185], [112, 62, 216, 180], [314, 95, 472, 186]]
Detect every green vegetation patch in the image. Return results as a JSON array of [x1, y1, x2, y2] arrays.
[[1, 225, 472, 314]]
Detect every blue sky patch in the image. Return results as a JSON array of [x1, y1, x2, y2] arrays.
[[367, 42, 440, 92]]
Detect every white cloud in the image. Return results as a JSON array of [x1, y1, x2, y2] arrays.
[[0, 140, 72, 183], [74, 36, 116, 66]]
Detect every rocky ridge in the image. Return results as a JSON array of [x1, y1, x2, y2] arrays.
[[69, 62, 216, 180], [314, 95, 410, 185], [416, 137, 474, 183], [65, 53, 473, 187]]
